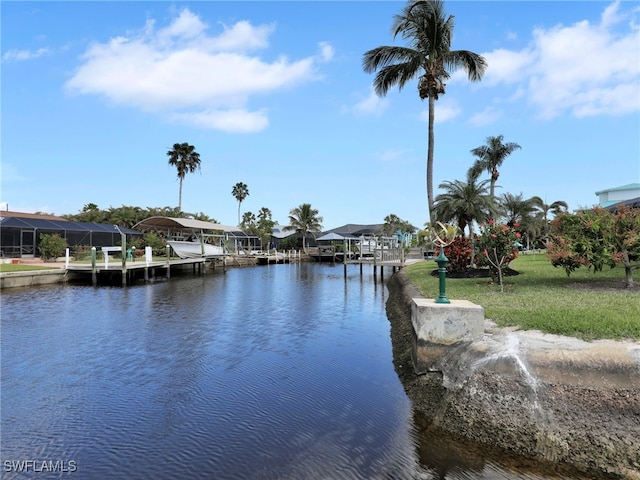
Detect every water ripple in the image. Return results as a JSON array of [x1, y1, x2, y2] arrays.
[[1, 264, 597, 479]]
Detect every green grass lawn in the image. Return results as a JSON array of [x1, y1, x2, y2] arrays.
[[404, 254, 640, 341], [0, 264, 62, 273]]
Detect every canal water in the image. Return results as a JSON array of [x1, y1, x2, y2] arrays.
[[1, 263, 593, 479]]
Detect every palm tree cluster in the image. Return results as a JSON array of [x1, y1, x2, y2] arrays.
[[433, 134, 567, 250]]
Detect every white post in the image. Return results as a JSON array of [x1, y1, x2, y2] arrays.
[[65, 248, 70, 268], [145, 246, 152, 266], [104, 249, 109, 269]]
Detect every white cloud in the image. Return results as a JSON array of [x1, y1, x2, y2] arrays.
[[427, 100, 462, 124], [476, 1, 640, 120], [377, 148, 409, 163], [318, 41, 335, 62], [2, 47, 49, 62], [349, 88, 389, 116], [468, 106, 502, 127], [171, 108, 269, 133], [65, 8, 332, 133]]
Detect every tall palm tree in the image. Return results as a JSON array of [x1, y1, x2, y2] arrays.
[[166, 142, 201, 211], [231, 182, 250, 226], [470, 135, 521, 200], [285, 203, 323, 253], [363, 0, 487, 223], [433, 169, 494, 238], [531, 196, 568, 246]]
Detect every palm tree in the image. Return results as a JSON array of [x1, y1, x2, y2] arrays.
[[470, 135, 521, 200], [166, 142, 201, 211], [231, 182, 250, 226], [285, 203, 323, 253], [433, 169, 494, 238], [498, 192, 536, 227], [363, 0, 487, 223], [531, 196, 568, 247]]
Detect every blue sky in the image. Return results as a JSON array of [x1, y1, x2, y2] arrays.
[[2, 1, 639, 230]]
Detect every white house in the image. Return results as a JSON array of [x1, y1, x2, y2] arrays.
[[595, 183, 640, 208]]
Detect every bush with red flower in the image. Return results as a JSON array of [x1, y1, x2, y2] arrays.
[[437, 236, 473, 273], [474, 221, 520, 286]]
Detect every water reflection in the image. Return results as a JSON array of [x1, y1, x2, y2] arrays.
[[0, 263, 601, 479]]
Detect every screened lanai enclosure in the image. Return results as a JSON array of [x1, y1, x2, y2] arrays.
[[0, 212, 142, 259]]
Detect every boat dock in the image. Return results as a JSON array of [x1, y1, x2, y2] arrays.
[[66, 256, 226, 286]]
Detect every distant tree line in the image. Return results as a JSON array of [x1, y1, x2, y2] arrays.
[[63, 203, 217, 229]]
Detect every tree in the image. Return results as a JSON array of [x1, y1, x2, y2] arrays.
[[285, 203, 323, 253], [531, 196, 568, 246], [433, 169, 494, 238], [498, 192, 536, 228], [382, 214, 416, 237], [470, 135, 521, 200], [363, 0, 486, 224], [232, 182, 250, 226], [548, 206, 640, 288], [166, 142, 201, 211], [475, 221, 521, 292], [257, 207, 276, 250]]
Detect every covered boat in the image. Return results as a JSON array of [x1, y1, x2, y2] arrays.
[[167, 240, 224, 258]]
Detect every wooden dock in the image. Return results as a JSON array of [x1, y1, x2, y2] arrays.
[[66, 256, 225, 286]]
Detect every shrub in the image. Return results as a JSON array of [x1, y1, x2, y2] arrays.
[[143, 232, 168, 256], [38, 233, 67, 261], [438, 236, 472, 273]]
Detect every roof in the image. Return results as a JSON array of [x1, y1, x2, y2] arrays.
[[316, 232, 346, 241], [133, 217, 246, 235], [0, 215, 141, 234], [605, 196, 640, 210], [271, 225, 298, 239], [0, 210, 68, 221], [595, 183, 640, 195], [322, 223, 384, 236]]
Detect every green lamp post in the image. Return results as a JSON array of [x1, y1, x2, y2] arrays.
[[434, 247, 450, 304], [432, 222, 456, 304]]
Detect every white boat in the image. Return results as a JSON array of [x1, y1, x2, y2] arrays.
[[357, 238, 377, 256], [168, 240, 224, 259]]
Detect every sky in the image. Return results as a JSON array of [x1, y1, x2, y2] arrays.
[[2, 1, 639, 231]]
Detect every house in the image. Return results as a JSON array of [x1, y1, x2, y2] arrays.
[[0, 210, 142, 259], [595, 183, 640, 208]]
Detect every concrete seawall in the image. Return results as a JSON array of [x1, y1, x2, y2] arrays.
[[386, 269, 640, 479], [0, 269, 68, 289]]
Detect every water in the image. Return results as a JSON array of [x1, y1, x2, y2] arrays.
[[1, 263, 596, 479]]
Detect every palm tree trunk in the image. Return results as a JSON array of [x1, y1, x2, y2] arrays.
[[427, 96, 436, 223], [178, 179, 183, 211]]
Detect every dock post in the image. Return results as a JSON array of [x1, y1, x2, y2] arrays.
[[91, 247, 97, 286], [121, 234, 127, 287], [166, 245, 171, 279]]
